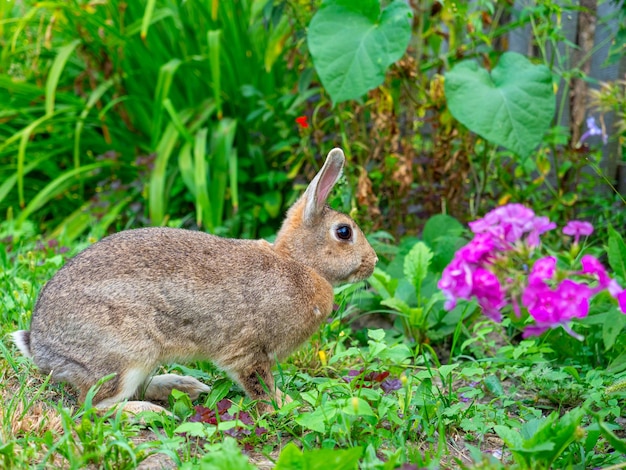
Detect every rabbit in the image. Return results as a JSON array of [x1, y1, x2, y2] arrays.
[[12, 147, 378, 414]]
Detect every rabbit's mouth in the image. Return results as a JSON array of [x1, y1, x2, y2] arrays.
[[348, 263, 376, 283]]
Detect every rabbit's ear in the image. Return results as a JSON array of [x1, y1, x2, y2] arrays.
[[303, 148, 345, 225]]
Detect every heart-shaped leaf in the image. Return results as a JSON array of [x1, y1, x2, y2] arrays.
[[445, 52, 555, 158], [307, 0, 412, 104]]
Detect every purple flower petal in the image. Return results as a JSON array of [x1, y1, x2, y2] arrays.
[[528, 256, 556, 285], [618, 290, 626, 314], [580, 255, 611, 292], [563, 220, 594, 237], [381, 378, 403, 393]]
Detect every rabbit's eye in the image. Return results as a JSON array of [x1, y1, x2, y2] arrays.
[[336, 225, 352, 240]]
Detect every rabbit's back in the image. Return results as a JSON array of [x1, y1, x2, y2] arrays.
[[30, 227, 334, 373]]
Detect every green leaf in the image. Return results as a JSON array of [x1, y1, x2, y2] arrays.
[[193, 128, 212, 230], [437, 364, 459, 380], [518, 410, 584, 466], [275, 443, 305, 470], [367, 328, 386, 342], [295, 407, 329, 433], [368, 267, 397, 300], [484, 374, 505, 397], [422, 214, 464, 246], [342, 397, 375, 416], [210, 118, 237, 230], [493, 425, 524, 449], [205, 378, 234, 409], [602, 307, 626, 351], [403, 241, 433, 291], [598, 420, 626, 453], [149, 121, 182, 225], [178, 142, 196, 195], [607, 225, 626, 281], [151, 58, 182, 149], [275, 443, 363, 470], [174, 422, 213, 438], [192, 438, 256, 470], [381, 297, 412, 316], [445, 52, 555, 158], [608, 350, 626, 374], [207, 29, 222, 118], [308, 0, 412, 104], [378, 343, 412, 363], [140, 0, 157, 40], [264, 14, 291, 72], [46, 40, 80, 116]]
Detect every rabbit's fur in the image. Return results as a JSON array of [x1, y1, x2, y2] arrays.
[[12, 148, 377, 414]]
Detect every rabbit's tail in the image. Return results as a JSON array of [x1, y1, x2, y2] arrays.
[[12, 330, 33, 359]]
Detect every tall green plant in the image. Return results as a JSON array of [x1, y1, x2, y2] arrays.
[[1, 0, 303, 238]]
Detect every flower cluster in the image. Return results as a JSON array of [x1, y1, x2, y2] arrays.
[[438, 203, 626, 339]]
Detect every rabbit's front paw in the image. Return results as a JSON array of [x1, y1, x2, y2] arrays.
[[143, 374, 211, 401]]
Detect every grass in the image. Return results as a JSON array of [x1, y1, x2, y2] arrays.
[[0, 223, 625, 469]]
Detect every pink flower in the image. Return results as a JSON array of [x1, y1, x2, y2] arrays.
[[522, 279, 591, 340], [469, 203, 536, 244], [553, 280, 591, 320], [456, 233, 496, 264], [521, 282, 552, 317], [438, 258, 473, 310], [527, 216, 557, 247], [580, 255, 612, 293], [472, 268, 505, 322], [617, 290, 626, 314], [468, 203, 555, 247], [528, 256, 556, 286], [563, 220, 594, 244]]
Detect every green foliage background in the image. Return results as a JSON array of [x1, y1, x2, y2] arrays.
[[1, 1, 625, 467], [1, 0, 625, 241]]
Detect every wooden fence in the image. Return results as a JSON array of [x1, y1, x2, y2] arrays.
[[508, 0, 625, 193]]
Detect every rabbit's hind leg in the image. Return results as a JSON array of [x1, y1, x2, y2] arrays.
[[142, 373, 210, 401], [232, 359, 284, 414], [92, 367, 169, 414]]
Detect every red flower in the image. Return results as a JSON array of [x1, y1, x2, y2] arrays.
[[295, 115, 309, 129]]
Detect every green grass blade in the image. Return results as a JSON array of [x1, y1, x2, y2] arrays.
[[16, 113, 58, 207], [264, 15, 291, 73], [46, 202, 93, 243], [0, 156, 47, 206], [210, 118, 236, 228], [140, 0, 157, 40], [229, 143, 239, 214], [163, 98, 194, 144], [150, 59, 182, 150], [45, 40, 80, 116], [178, 141, 195, 197], [74, 78, 115, 171], [95, 196, 132, 235], [16, 161, 112, 226], [149, 122, 181, 225], [193, 127, 212, 230], [207, 29, 222, 119]]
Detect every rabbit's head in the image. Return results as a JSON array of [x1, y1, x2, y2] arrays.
[[274, 148, 377, 286]]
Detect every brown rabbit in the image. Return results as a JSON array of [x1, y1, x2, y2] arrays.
[[12, 148, 377, 414]]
